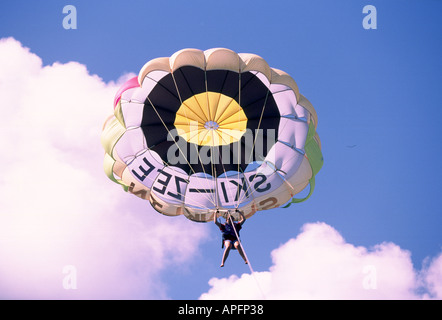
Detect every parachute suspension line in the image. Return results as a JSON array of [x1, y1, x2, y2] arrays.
[[215, 135, 238, 211], [245, 87, 271, 165], [210, 130, 219, 209], [171, 71, 213, 190], [206, 70, 239, 211], [236, 71, 242, 206], [205, 69, 219, 209], [145, 95, 217, 208], [170, 72, 217, 209], [235, 85, 272, 209], [228, 214, 266, 300]]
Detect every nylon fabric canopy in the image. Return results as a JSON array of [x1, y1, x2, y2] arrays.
[[101, 48, 323, 222]]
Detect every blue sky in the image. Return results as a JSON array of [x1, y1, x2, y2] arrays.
[[0, 0, 441, 299]]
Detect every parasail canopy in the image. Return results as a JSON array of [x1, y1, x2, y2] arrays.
[[101, 48, 323, 222]]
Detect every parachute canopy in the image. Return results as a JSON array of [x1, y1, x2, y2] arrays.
[[101, 48, 323, 222]]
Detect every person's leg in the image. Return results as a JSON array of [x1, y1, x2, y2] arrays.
[[221, 240, 232, 267], [234, 241, 248, 264]]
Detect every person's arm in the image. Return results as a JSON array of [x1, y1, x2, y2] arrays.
[[237, 210, 246, 226], [214, 210, 221, 227]]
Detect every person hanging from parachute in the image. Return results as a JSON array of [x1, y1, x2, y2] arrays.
[[214, 209, 248, 267]]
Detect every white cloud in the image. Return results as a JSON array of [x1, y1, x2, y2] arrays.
[[0, 37, 208, 299], [200, 222, 441, 300], [420, 253, 442, 299]]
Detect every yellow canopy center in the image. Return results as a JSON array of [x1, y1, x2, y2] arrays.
[[174, 92, 248, 146]]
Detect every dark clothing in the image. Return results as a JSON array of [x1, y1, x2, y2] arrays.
[[219, 222, 242, 248]]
